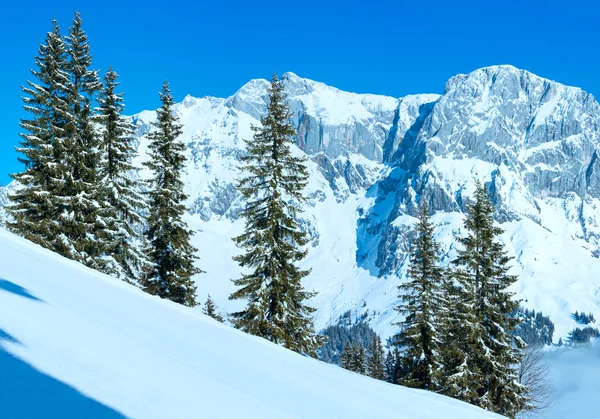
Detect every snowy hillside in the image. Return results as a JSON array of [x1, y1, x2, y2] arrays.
[[3, 65, 600, 342], [0, 229, 502, 419]]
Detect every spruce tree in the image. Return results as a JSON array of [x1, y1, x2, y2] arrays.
[[96, 67, 148, 281], [60, 12, 107, 269], [384, 347, 404, 384], [367, 335, 386, 380], [394, 202, 447, 391], [445, 180, 529, 417], [8, 21, 71, 248], [144, 81, 201, 307], [229, 74, 321, 356], [441, 270, 487, 404], [350, 344, 367, 374], [340, 342, 354, 370], [203, 295, 224, 322]]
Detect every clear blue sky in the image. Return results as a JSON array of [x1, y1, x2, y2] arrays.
[[1, 0, 599, 185]]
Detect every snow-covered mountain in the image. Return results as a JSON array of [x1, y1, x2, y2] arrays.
[[4, 65, 600, 342], [0, 228, 502, 418]]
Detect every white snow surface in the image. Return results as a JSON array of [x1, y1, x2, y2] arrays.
[[0, 229, 502, 419]]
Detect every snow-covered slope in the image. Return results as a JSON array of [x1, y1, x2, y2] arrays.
[[0, 229, 501, 419]]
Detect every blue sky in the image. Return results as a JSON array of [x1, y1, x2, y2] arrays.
[[1, 0, 599, 185]]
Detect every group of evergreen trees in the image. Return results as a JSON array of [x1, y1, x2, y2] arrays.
[[8, 14, 199, 307], [572, 311, 596, 324], [513, 307, 555, 346], [392, 183, 531, 418], [319, 321, 378, 364], [567, 326, 599, 345], [340, 335, 385, 380], [9, 17, 322, 358]]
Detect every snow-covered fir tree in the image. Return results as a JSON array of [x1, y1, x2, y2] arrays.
[[143, 81, 201, 307], [229, 74, 321, 356], [203, 295, 224, 322], [393, 203, 447, 391], [367, 335, 386, 380], [341, 343, 367, 374], [7, 20, 71, 247], [340, 342, 354, 370], [60, 12, 109, 270], [96, 67, 148, 282], [353, 344, 367, 375], [445, 180, 530, 418]]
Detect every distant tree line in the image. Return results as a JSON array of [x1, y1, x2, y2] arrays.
[[572, 311, 595, 325], [512, 307, 555, 346]]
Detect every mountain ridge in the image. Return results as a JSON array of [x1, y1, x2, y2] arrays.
[[2, 65, 600, 343]]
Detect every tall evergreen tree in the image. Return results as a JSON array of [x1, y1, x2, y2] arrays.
[[7, 21, 71, 248], [445, 180, 530, 418], [394, 203, 447, 391], [351, 344, 367, 375], [59, 12, 107, 268], [144, 81, 201, 307], [229, 74, 321, 356], [96, 67, 148, 281], [340, 342, 354, 370], [384, 347, 404, 384], [367, 335, 386, 380]]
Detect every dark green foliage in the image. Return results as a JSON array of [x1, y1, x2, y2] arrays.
[[384, 347, 404, 384], [144, 81, 201, 307], [96, 67, 148, 281], [567, 327, 599, 345], [229, 74, 320, 356], [394, 202, 447, 391], [8, 13, 116, 274], [8, 20, 71, 248], [340, 343, 366, 374], [59, 12, 107, 270], [340, 342, 354, 370], [444, 180, 529, 418], [319, 320, 378, 365], [572, 311, 595, 325], [367, 335, 386, 380], [512, 307, 554, 346], [203, 295, 224, 323], [352, 345, 367, 375]]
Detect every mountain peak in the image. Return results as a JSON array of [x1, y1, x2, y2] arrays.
[[445, 65, 587, 97]]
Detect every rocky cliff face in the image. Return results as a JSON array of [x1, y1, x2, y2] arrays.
[[361, 65, 600, 280], [3, 66, 600, 339]]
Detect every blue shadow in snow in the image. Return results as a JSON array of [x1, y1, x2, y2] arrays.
[[0, 328, 128, 418], [0, 278, 44, 302]]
